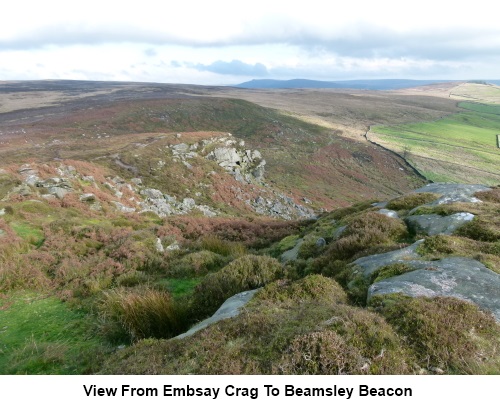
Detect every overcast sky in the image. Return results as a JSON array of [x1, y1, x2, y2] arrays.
[[1, 0, 499, 85]]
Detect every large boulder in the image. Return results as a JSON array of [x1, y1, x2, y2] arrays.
[[350, 240, 424, 279], [411, 183, 491, 207], [174, 289, 260, 339], [405, 212, 475, 236], [368, 257, 500, 322]]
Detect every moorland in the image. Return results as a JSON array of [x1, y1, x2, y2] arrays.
[[0, 80, 499, 374]]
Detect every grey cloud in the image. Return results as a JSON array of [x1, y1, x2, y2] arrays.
[[193, 60, 268, 76], [144, 48, 157, 57], [2, 22, 499, 66]]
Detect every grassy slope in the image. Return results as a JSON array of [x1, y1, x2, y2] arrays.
[[0, 96, 425, 208], [370, 101, 500, 184]]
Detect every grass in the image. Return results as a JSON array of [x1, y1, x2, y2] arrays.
[[370, 101, 500, 185], [9, 221, 44, 246], [97, 287, 189, 342], [0, 292, 108, 374], [155, 277, 204, 298], [372, 294, 500, 373], [100, 275, 412, 375]]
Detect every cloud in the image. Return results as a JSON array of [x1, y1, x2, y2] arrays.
[[193, 60, 269, 76], [144, 48, 157, 57]]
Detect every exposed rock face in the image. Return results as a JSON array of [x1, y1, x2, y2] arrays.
[[405, 212, 475, 236], [351, 240, 424, 279], [346, 183, 500, 321], [411, 183, 491, 209], [79, 193, 96, 202], [368, 257, 500, 322], [281, 238, 304, 263], [174, 289, 260, 339], [249, 193, 315, 220], [139, 188, 218, 218], [207, 146, 266, 183], [378, 209, 399, 219]]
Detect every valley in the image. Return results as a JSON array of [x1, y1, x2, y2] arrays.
[[0, 80, 499, 375]]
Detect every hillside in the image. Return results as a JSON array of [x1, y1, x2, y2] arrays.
[[369, 84, 500, 185], [236, 79, 455, 90], [1, 80, 499, 375]]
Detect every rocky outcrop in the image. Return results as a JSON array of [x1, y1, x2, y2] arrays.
[[350, 240, 424, 279], [405, 212, 475, 236], [368, 257, 500, 322], [139, 188, 217, 217], [346, 183, 500, 321], [174, 289, 260, 339], [206, 145, 266, 183], [410, 183, 490, 211], [249, 193, 315, 220]]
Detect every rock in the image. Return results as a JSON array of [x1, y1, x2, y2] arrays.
[[412, 183, 491, 206], [378, 209, 399, 219], [155, 237, 164, 253], [0, 208, 5, 216], [131, 178, 142, 185], [332, 225, 347, 240], [79, 193, 96, 202], [48, 186, 69, 199], [141, 188, 164, 199], [172, 143, 189, 153], [140, 200, 175, 217], [174, 289, 260, 339], [166, 242, 180, 251], [316, 238, 326, 247], [182, 198, 196, 210], [367, 257, 500, 322], [13, 184, 33, 196], [405, 212, 475, 236], [196, 205, 217, 217], [281, 238, 304, 263], [112, 201, 136, 213], [351, 240, 424, 279], [372, 201, 388, 208]]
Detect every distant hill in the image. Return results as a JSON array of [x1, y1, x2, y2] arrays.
[[235, 79, 456, 90]]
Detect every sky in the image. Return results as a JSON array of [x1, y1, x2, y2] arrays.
[[1, 0, 499, 85]]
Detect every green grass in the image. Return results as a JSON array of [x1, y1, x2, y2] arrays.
[[371, 102, 500, 185], [9, 222, 44, 246], [0, 292, 108, 374], [156, 277, 204, 298]]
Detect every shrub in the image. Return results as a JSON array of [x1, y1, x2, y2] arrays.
[[97, 287, 189, 342], [325, 212, 408, 260], [386, 192, 440, 210], [256, 275, 348, 306], [454, 218, 499, 242], [475, 188, 500, 204], [167, 250, 229, 277], [372, 294, 500, 373], [373, 263, 414, 282], [200, 235, 246, 257], [191, 254, 284, 318], [277, 330, 360, 374]]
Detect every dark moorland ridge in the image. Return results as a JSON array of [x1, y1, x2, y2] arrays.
[[236, 78, 500, 90]]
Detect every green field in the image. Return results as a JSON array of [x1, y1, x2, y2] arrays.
[[370, 102, 500, 185]]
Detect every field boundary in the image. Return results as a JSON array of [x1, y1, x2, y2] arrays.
[[364, 126, 430, 183]]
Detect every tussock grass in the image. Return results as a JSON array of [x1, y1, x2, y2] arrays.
[[200, 235, 247, 257], [100, 275, 411, 375], [97, 287, 189, 342]]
